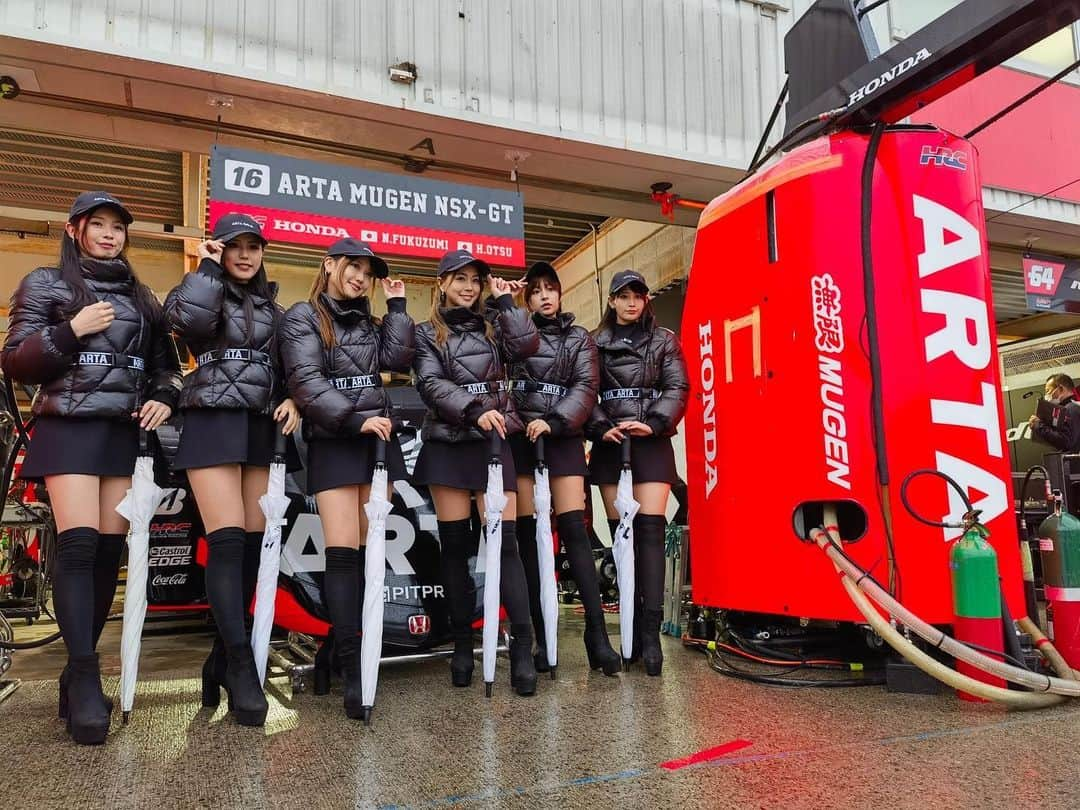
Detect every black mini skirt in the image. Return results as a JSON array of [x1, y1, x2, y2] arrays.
[[587, 435, 679, 485], [20, 416, 140, 482], [171, 409, 301, 472], [509, 433, 588, 478], [412, 437, 517, 492], [305, 434, 408, 495]]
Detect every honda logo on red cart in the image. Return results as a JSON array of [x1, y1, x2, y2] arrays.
[[408, 615, 431, 636]]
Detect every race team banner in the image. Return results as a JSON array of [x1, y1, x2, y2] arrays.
[[209, 146, 526, 267], [1023, 251, 1080, 313]]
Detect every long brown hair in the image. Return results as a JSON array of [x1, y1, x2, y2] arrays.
[[307, 255, 381, 347], [596, 294, 656, 334], [429, 278, 494, 346], [60, 214, 160, 322]]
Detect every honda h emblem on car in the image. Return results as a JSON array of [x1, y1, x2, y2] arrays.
[[408, 614, 431, 636]]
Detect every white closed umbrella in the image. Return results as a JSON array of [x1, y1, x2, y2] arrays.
[[116, 430, 167, 723], [612, 438, 639, 669], [251, 432, 290, 684], [360, 438, 393, 726], [533, 437, 558, 678], [482, 432, 508, 697]]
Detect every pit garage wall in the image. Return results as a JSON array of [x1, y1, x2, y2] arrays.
[[0, 0, 803, 171]]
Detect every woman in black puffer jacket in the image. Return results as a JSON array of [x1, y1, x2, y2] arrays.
[[508, 262, 620, 677], [164, 213, 300, 728], [1, 191, 181, 745], [279, 238, 415, 719], [587, 270, 689, 678], [412, 249, 540, 696]]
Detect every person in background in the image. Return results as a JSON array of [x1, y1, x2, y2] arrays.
[[1030, 373, 1080, 452]]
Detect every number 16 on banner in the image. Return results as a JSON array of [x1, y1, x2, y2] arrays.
[[224, 159, 271, 196]]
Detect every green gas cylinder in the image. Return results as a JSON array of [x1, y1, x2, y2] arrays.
[[1037, 494, 1080, 667], [950, 527, 1005, 701]]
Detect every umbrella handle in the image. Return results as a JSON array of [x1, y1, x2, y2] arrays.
[[489, 429, 502, 463], [138, 427, 151, 457], [273, 429, 289, 463], [535, 435, 546, 469], [374, 436, 387, 466], [621, 435, 632, 470]]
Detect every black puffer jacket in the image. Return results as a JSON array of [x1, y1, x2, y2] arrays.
[[508, 312, 598, 438], [586, 321, 689, 439], [2, 259, 181, 419], [413, 295, 539, 443], [279, 295, 416, 439], [164, 258, 283, 414]]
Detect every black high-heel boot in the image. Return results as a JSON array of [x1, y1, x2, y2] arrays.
[[509, 624, 538, 696], [200, 635, 228, 708], [439, 518, 477, 688], [59, 532, 126, 719], [312, 634, 335, 695], [342, 649, 364, 720], [641, 610, 664, 677], [223, 644, 269, 726], [584, 616, 621, 675], [634, 514, 668, 677], [65, 654, 110, 745], [558, 510, 620, 676]]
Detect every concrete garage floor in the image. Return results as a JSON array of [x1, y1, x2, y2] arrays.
[[3, 609, 1080, 810]]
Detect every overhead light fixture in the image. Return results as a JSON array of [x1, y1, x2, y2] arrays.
[[389, 62, 418, 84]]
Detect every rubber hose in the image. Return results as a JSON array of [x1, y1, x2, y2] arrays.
[[1018, 615, 1080, 681], [837, 567, 1062, 709], [813, 527, 1080, 697]]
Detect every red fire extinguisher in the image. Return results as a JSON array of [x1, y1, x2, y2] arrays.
[[1037, 492, 1080, 669], [950, 525, 1005, 702]]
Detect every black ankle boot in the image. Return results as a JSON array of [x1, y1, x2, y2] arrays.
[[200, 635, 228, 708], [65, 654, 110, 745], [509, 623, 538, 696], [584, 615, 621, 676], [312, 634, 335, 696], [342, 648, 364, 719], [224, 644, 268, 726], [641, 609, 664, 676]]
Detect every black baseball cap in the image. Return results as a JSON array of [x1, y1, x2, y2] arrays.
[[211, 213, 267, 245], [68, 191, 133, 225], [437, 249, 491, 279], [326, 238, 389, 278], [524, 261, 559, 281], [609, 269, 649, 295]]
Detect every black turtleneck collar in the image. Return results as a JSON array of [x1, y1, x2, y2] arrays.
[[321, 292, 372, 322], [440, 306, 485, 330], [80, 256, 131, 282], [533, 311, 575, 331]]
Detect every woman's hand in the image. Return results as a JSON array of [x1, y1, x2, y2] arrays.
[[526, 419, 551, 442], [70, 302, 115, 338], [618, 420, 653, 437], [361, 415, 393, 441], [478, 409, 507, 439], [136, 401, 172, 431], [197, 239, 225, 263], [602, 426, 625, 443], [489, 275, 514, 298], [381, 278, 406, 299], [274, 398, 301, 435]]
